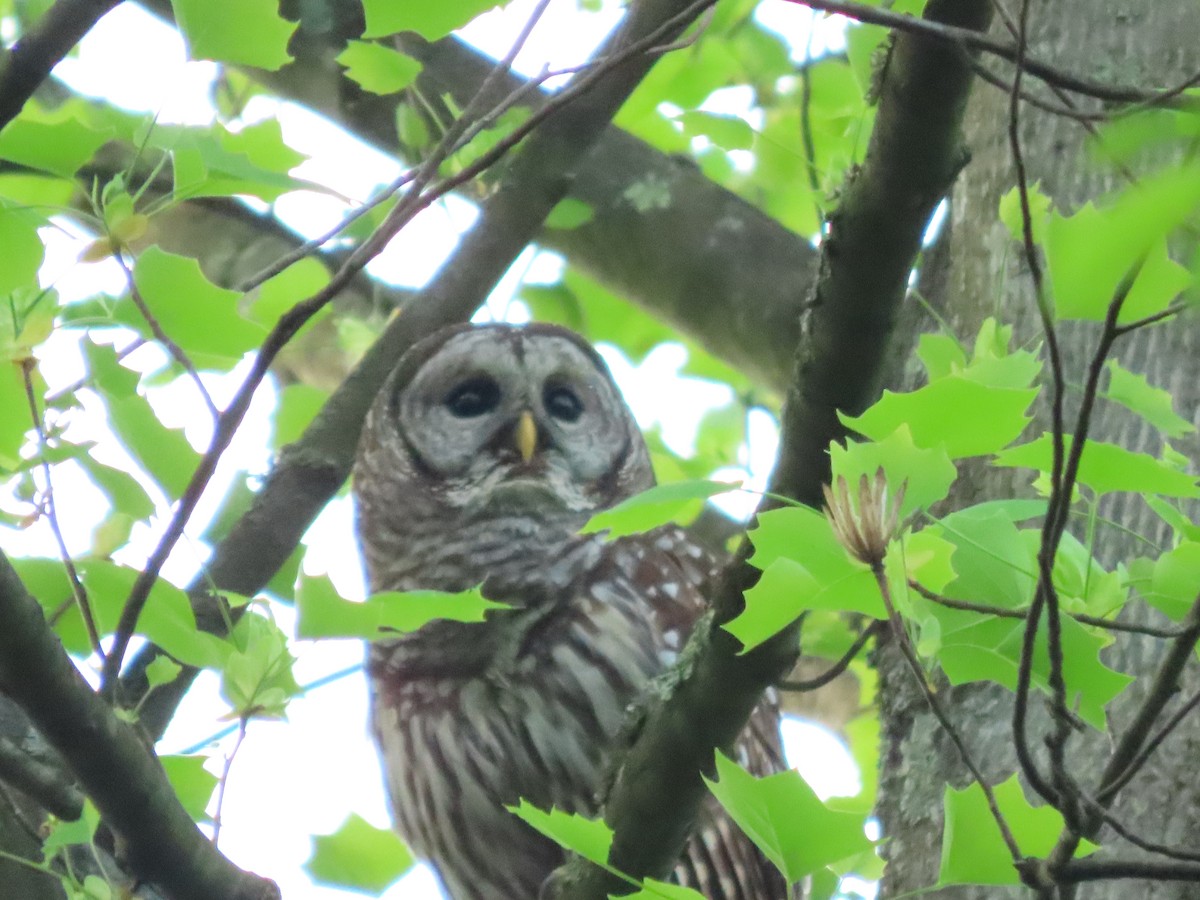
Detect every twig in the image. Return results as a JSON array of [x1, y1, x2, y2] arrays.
[[115, 255, 219, 422], [20, 358, 104, 659], [791, 0, 1200, 108], [1095, 593, 1200, 808], [1007, 0, 1065, 813], [872, 563, 1024, 865], [778, 621, 879, 692], [909, 581, 1191, 639], [210, 716, 249, 849], [1095, 687, 1200, 802], [1053, 858, 1200, 884]]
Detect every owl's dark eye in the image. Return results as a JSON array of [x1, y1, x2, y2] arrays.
[[544, 384, 583, 423], [445, 376, 501, 418]]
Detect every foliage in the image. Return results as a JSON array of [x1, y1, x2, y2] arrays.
[[0, 0, 1197, 898]]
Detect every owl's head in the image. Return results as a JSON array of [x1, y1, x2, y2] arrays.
[[356, 323, 655, 523]]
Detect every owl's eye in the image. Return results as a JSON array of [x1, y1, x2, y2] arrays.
[[445, 376, 501, 418], [544, 384, 583, 423]]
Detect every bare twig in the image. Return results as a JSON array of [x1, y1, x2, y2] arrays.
[[778, 621, 879, 692], [909, 581, 1191, 639], [1007, 0, 1065, 813], [210, 716, 249, 849], [792, 0, 1200, 108], [21, 358, 104, 659], [116, 255, 219, 422]]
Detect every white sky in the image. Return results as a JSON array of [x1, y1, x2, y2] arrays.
[[9, 2, 867, 898]]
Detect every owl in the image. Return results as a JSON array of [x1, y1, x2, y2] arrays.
[[353, 323, 791, 899]]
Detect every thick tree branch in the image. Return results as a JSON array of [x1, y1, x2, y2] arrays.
[[0, 550, 278, 900], [0, 0, 122, 130], [553, 0, 992, 894]]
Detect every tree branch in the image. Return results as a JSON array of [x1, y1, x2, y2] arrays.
[[0, 550, 278, 900], [554, 0, 993, 894], [0, 0, 122, 130]]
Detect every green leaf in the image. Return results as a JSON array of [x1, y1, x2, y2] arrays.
[[159, 755, 218, 821], [173, 0, 295, 69], [75, 454, 155, 520], [337, 41, 422, 95], [0, 202, 45, 295], [994, 433, 1200, 498], [295, 574, 507, 640], [729, 507, 880, 649], [0, 362, 28, 469], [145, 655, 183, 688], [997, 182, 1052, 245], [272, 383, 328, 450], [675, 110, 755, 151], [1045, 164, 1200, 324], [81, 340, 199, 502], [75, 559, 231, 668], [1104, 360, 1193, 438], [508, 801, 612, 866], [0, 107, 111, 177], [580, 479, 741, 538], [939, 775, 1095, 886], [915, 332, 967, 381], [222, 612, 299, 717], [829, 427, 957, 517], [844, 377, 1036, 459], [133, 247, 267, 366], [706, 754, 870, 882], [363, 0, 500, 40], [42, 800, 100, 858], [620, 881, 707, 900], [545, 198, 595, 230], [305, 814, 414, 894], [1143, 541, 1200, 621]]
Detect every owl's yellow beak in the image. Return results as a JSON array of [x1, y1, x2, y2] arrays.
[[514, 410, 538, 462]]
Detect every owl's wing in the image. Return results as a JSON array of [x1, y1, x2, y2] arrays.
[[617, 527, 796, 900]]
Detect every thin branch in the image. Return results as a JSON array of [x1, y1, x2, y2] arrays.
[[1095, 593, 1200, 809], [210, 716, 249, 849], [778, 621, 879, 692], [792, 0, 1200, 108], [116, 255, 219, 421], [872, 563, 1024, 865], [909, 581, 1191, 639], [1095, 687, 1200, 802], [1054, 858, 1200, 884], [1008, 0, 1064, 812], [0, 548, 278, 900], [0, 0, 122, 129], [21, 358, 104, 659]]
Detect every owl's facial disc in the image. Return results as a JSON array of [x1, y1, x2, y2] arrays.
[[393, 329, 645, 517]]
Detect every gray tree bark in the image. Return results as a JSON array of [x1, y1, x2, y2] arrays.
[[878, 1, 1200, 897]]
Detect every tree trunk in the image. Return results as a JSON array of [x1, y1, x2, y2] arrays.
[[877, 2, 1200, 897]]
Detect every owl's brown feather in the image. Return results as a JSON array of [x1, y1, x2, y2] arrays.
[[354, 323, 791, 899]]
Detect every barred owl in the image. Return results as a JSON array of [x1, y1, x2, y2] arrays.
[[354, 323, 790, 899]]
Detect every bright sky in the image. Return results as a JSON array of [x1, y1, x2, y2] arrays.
[[12, 2, 869, 898]]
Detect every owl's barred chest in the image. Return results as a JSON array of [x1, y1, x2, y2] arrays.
[[367, 524, 709, 898]]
